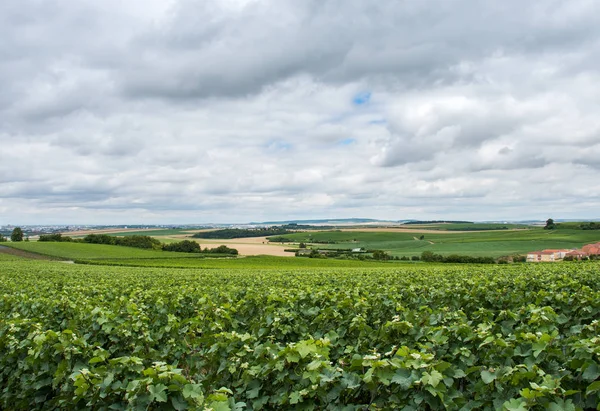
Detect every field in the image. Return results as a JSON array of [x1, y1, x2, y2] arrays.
[[275, 228, 600, 257], [79, 255, 402, 269], [0, 252, 25, 261], [2, 242, 398, 268], [382, 223, 531, 231], [60, 228, 296, 257], [1, 259, 599, 410], [61, 225, 600, 259], [5, 242, 213, 261]]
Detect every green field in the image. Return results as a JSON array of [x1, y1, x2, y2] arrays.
[[275, 228, 600, 257], [0, 252, 24, 261], [400, 222, 530, 230], [5, 242, 211, 260], [1, 260, 599, 409], [80, 255, 405, 269]]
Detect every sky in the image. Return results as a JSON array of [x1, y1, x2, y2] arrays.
[[1, 0, 600, 225]]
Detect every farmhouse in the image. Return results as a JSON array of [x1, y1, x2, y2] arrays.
[[582, 242, 600, 255], [526, 250, 562, 262], [565, 250, 588, 260], [526, 242, 600, 262]]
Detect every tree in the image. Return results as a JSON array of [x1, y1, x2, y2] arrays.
[[372, 250, 390, 260], [544, 218, 556, 230], [299, 242, 307, 249], [11, 227, 24, 242]]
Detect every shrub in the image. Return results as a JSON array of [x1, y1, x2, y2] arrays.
[[39, 234, 74, 242], [163, 240, 201, 253], [10, 227, 24, 242], [204, 245, 238, 255], [84, 234, 162, 250]]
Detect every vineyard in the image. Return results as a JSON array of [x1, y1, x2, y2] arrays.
[[1, 261, 599, 410]]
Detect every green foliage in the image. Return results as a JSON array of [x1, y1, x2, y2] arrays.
[[10, 227, 24, 242], [193, 227, 293, 239], [266, 236, 294, 243], [421, 251, 497, 263], [204, 245, 238, 255], [372, 249, 391, 260], [38, 233, 76, 242], [84, 234, 162, 250], [1, 261, 600, 409], [162, 240, 201, 253], [0, 235, 6, 242], [544, 218, 556, 230]]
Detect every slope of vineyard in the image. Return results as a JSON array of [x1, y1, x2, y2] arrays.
[[1, 261, 599, 410]]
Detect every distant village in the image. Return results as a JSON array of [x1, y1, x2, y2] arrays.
[[527, 242, 600, 262]]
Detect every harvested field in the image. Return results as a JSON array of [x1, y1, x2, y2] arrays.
[[168, 235, 295, 257]]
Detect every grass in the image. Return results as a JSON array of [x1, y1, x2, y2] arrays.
[[401, 223, 529, 230], [275, 228, 600, 257], [5, 242, 210, 260], [0, 252, 25, 261], [556, 221, 600, 229]]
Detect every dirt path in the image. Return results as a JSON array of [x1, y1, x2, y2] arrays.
[[0, 245, 58, 260], [413, 236, 436, 245]]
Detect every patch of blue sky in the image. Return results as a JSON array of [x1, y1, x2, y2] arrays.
[[339, 138, 356, 146], [353, 91, 371, 105], [368, 119, 387, 125], [266, 139, 293, 151]]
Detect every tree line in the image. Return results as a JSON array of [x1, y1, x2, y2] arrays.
[[37, 233, 238, 254], [193, 227, 293, 239]]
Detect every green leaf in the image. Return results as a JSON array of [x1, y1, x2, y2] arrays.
[[452, 368, 467, 379], [520, 388, 543, 400], [285, 352, 300, 363], [583, 362, 600, 382], [148, 384, 168, 403], [289, 391, 301, 404], [247, 386, 260, 399], [502, 398, 527, 411], [421, 370, 443, 388], [182, 384, 204, 402], [587, 381, 600, 395], [392, 369, 412, 390], [207, 400, 231, 411], [548, 399, 576, 411], [171, 395, 189, 410], [89, 356, 105, 364], [296, 340, 316, 359], [481, 370, 496, 384]]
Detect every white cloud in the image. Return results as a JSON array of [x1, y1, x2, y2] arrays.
[[1, 0, 600, 224]]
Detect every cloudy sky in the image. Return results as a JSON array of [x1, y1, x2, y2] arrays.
[[1, 0, 600, 224]]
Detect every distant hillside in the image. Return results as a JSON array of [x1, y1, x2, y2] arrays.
[[250, 218, 391, 225], [403, 220, 473, 225]]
